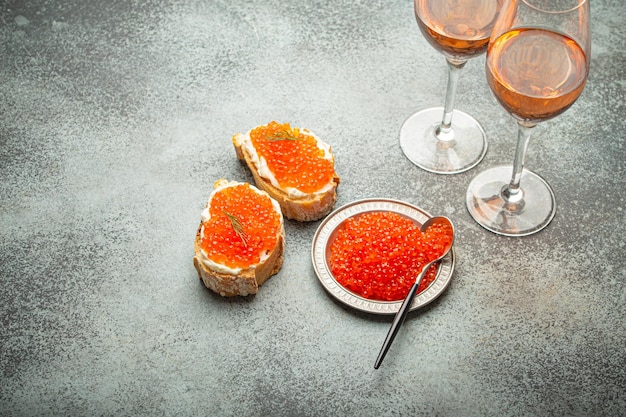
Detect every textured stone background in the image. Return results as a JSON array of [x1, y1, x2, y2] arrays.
[[1, 0, 624, 416]]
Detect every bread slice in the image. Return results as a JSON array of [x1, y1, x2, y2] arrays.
[[193, 179, 285, 297], [232, 121, 340, 222]]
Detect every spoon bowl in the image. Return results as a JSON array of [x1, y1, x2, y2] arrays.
[[374, 215, 455, 369]]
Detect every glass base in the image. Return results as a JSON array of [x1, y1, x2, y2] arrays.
[[400, 107, 487, 174], [466, 165, 556, 236]]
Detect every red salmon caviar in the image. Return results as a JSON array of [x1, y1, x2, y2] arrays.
[[249, 121, 336, 193], [200, 183, 281, 269], [329, 211, 452, 301]]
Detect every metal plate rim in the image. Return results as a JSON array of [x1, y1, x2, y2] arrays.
[[311, 198, 455, 315]]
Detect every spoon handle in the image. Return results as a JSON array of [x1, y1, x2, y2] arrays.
[[374, 261, 434, 369]]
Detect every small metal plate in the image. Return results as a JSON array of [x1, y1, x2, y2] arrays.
[[311, 198, 455, 315]]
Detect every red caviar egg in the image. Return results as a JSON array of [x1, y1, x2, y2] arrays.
[[329, 211, 452, 301], [249, 121, 336, 193], [200, 183, 281, 269]]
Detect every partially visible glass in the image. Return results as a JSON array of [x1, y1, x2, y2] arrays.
[[400, 0, 503, 174], [466, 0, 591, 236]]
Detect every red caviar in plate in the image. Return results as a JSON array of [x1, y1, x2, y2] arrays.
[[329, 211, 453, 301], [200, 184, 281, 269], [249, 121, 336, 193]]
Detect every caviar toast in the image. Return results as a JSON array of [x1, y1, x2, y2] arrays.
[[193, 179, 285, 297], [232, 121, 340, 221]]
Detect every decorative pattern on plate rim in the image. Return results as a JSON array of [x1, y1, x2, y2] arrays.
[[311, 198, 455, 315]]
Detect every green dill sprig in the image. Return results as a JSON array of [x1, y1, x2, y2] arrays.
[[267, 129, 302, 142], [223, 211, 248, 246]]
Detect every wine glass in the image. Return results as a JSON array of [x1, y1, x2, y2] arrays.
[[466, 0, 591, 236], [400, 0, 503, 174]]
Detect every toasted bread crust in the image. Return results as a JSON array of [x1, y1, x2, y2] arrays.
[[232, 132, 340, 222], [193, 180, 285, 297]]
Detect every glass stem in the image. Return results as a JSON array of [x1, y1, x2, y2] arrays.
[[436, 58, 467, 141], [502, 121, 535, 203]]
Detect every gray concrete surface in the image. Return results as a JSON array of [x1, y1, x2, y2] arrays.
[[1, 0, 624, 416]]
